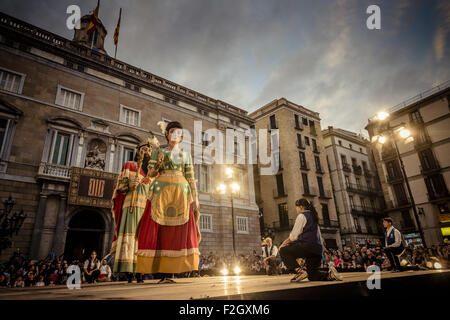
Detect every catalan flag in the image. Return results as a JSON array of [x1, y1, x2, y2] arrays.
[[87, 0, 100, 35], [114, 8, 122, 46]]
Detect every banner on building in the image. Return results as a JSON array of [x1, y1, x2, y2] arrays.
[[68, 167, 118, 208]]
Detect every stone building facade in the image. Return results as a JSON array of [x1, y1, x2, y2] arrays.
[[365, 82, 450, 246], [0, 12, 260, 262], [249, 98, 342, 250], [322, 127, 385, 248]]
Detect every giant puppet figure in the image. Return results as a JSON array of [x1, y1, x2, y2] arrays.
[[136, 121, 201, 283], [110, 136, 160, 282]]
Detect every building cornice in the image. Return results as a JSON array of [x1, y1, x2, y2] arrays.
[[249, 98, 321, 121], [0, 11, 253, 125]]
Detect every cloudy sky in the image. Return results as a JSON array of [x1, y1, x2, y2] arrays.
[[1, 0, 449, 133]]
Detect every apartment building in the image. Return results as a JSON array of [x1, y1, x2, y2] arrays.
[[323, 127, 385, 248], [249, 98, 342, 249]]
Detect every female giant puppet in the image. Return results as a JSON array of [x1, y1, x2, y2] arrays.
[[136, 121, 201, 283]]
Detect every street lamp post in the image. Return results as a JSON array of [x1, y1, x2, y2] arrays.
[[217, 167, 240, 262], [389, 130, 427, 248], [0, 196, 27, 255], [373, 112, 427, 247]]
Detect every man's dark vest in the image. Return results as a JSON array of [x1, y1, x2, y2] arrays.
[[385, 228, 404, 249], [292, 211, 323, 255], [86, 258, 99, 272], [264, 245, 274, 257]]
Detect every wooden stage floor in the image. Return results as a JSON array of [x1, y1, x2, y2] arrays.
[[0, 269, 448, 300]]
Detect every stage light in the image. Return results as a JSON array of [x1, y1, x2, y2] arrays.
[[231, 182, 240, 192], [399, 128, 411, 139], [400, 259, 408, 267], [426, 261, 433, 269], [233, 266, 241, 275], [225, 167, 233, 178], [371, 135, 379, 143], [220, 268, 229, 276], [434, 262, 442, 269], [378, 136, 387, 144], [376, 111, 389, 121]]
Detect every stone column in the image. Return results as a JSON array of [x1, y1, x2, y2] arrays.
[[30, 194, 48, 260], [53, 196, 67, 257]]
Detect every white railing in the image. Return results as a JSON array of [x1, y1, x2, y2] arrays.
[[38, 162, 71, 180]]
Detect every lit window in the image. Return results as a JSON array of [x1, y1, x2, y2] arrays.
[[199, 214, 212, 232], [236, 216, 249, 234], [120, 105, 141, 126], [0, 68, 25, 94]]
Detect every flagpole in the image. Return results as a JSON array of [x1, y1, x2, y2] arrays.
[[114, 8, 122, 59]]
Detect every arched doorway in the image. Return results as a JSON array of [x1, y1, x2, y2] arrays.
[[64, 210, 106, 262]]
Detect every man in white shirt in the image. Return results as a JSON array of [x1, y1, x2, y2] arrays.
[[383, 217, 405, 272], [98, 259, 112, 282], [261, 237, 280, 275]]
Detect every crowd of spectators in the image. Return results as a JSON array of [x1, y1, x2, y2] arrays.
[[1, 242, 448, 287], [321, 242, 449, 272], [0, 249, 112, 288]]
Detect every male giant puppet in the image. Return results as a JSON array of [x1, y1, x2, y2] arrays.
[[110, 136, 159, 283]]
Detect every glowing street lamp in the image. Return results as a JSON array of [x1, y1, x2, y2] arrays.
[[372, 110, 426, 247], [376, 111, 390, 121], [399, 128, 411, 139], [378, 136, 387, 144]]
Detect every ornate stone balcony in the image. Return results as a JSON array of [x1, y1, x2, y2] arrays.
[[37, 162, 71, 181]]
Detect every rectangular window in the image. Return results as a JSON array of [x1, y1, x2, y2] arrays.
[[351, 158, 357, 166], [425, 174, 449, 199], [362, 161, 368, 171], [312, 139, 318, 152], [386, 160, 401, 179], [410, 110, 423, 124], [0, 118, 9, 155], [393, 183, 408, 205], [120, 105, 141, 126], [236, 216, 249, 234], [278, 203, 289, 228], [56, 86, 84, 110], [294, 114, 301, 129], [305, 136, 310, 146], [275, 173, 285, 196], [345, 176, 350, 187], [302, 173, 310, 195], [202, 131, 210, 146], [314, 156, 322, 172], [317, 176, 325, 196], [302, 117, 308, 126], [321, 203, 330, 225], [0, 68, 25, 94], [349, 195, 355, 208], [51, 132, 70, 165], [199, 164, 210, 193], [199, 214, 213, 232], [299, 151, 307, 169], [419, 149, 437, 170], [297, 133, 303, 148], [269, 114, 277, 129]]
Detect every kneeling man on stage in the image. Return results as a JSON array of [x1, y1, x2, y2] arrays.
[[383, 217, 405, 272], [262, 237, 281, 275]]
